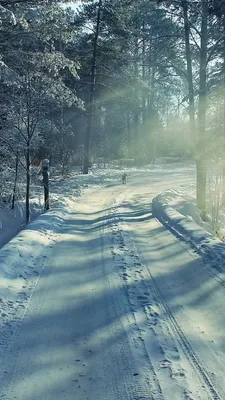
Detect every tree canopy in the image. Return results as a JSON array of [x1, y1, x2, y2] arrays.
[[0, 0, 225, 218]]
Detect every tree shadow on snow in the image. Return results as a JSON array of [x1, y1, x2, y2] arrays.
[[0, 193, 224, 399]]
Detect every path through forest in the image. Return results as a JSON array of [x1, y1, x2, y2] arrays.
[[0, 168, 224, 400]]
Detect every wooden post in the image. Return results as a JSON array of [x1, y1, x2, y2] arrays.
[[41, 159, 50, 210]]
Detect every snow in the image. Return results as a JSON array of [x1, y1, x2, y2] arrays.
[[1, 160, 225, 399], [0, 165, 135, 362], [152, 186, 225, 275]]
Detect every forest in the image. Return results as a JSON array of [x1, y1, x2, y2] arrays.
[[0, 0, 224, 222]]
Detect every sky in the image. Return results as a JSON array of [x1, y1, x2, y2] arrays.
[[62, 1, 82, 9]]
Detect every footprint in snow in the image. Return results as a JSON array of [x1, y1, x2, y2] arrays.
[[160, 359, 171, 369], [170, 349, 180, 361], [150, 317, 158, 326], [137, 295, 148, 301], [172, 369, 185, 378], [150, 311, 159, 317]]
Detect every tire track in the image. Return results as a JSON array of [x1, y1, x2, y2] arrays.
[[108, 190, 222, 400], [146, 268, 222, 400], [102, 194, 164, 400]]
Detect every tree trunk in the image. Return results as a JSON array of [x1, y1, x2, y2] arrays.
[[142, 18, 146, 128], [132, 3, 140, 151], [83, 0, 102, 174], [26, 141, 30, 223], [182, 0, 196, 141], [11, 149, 19, 210], [126, 110, 132, 158], [222, 14, 225, 204], [196, 0, 208, 211], [148, 61, 156, 160], [196, 158, 207, 213]]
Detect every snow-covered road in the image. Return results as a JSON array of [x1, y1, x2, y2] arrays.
[[0, 167, 225, 399]]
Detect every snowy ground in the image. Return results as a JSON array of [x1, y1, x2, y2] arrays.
[[153, 185, 225, 276], [0, 161, 225, 399]]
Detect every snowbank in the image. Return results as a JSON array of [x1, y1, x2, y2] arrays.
[[152, 188, 225, 273], [0, 165, 127, 350], [0, 206, 73, 361]]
